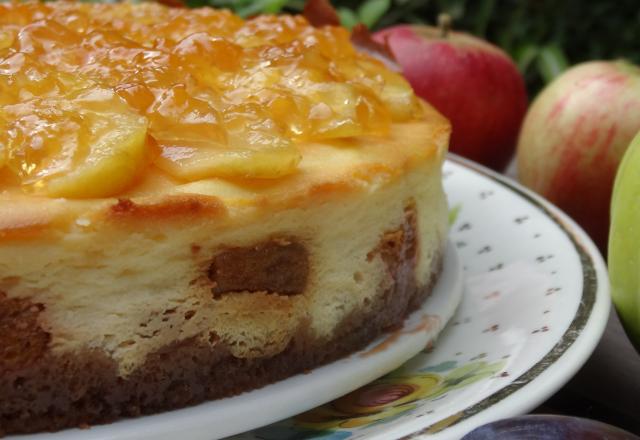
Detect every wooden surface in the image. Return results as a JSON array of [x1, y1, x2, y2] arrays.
[[536, 309, 640, 434]]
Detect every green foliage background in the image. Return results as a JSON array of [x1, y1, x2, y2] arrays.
[[192, 0, 640, 96]]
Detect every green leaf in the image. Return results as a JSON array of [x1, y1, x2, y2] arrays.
[[261, 0, 288, 13], [358, 0, 391, 28], [536, 44, 569, 84], [405, 12, 426, 25], [285, 0, 306, 11], [236, 2, 265, 17], [229, 0, 288, 17], [514, 44, 540, 74], [473, 0, 495, 37], [338, 7, 360, 30], [206, 0, 253, 9], [436, 0, 466, 21], [448, 204, 462, 226]]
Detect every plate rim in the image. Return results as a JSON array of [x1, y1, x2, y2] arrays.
[[399, 154, 610, 439]]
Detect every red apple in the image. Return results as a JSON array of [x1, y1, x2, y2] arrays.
[[374, 20, 527, 171], [517, 61, 640, 251]]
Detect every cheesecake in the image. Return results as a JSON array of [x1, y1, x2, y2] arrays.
[[0, 1, 450, 434]]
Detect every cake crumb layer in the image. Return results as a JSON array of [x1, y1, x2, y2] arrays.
[[209, 238, 309, 296]]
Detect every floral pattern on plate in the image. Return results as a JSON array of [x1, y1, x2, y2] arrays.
[[254, 357, 506, 439], [235, 156, 610, 440]]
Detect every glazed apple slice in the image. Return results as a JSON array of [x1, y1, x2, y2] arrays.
[[2, 90, 148, 198], [154, 138, 301, 180], [44, 110, 148, 198], [151, 93, 301, 180]]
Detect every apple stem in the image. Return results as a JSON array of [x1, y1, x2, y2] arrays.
[[438, 13, 452, 38]]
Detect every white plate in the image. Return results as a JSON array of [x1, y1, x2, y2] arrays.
[[230, 156, 610, 440], [12, 237, 464, 440]]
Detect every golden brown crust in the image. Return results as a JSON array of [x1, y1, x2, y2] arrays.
[[0, 224, 51, 242], [0, 205, 444, 435], [106, 195, 227, 224], [0, 200, 71, 242]]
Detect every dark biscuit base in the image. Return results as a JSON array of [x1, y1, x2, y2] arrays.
[[0, 205, 444, 435]]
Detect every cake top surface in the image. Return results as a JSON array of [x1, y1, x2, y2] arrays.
[[0, 0, 436, 201]]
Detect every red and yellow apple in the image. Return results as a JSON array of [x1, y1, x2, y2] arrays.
[[517, 61, 640, 252], [374, 21, 527, 171]]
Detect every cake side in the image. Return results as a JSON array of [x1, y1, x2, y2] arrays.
[[0, 156, 448, 434], [0, 205, 444, 435]]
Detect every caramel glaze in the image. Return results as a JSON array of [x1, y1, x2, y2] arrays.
[[0, 2, 422, 198]]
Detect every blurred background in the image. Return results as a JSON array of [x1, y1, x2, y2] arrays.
[[188, 0, 640, 95]]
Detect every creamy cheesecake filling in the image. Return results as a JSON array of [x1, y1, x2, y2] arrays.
[[0, 159, 446, 376]]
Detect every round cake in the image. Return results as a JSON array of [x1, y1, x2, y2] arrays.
[[0, 1, 450, 435]]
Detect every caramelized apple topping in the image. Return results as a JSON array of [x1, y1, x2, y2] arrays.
[[0, 1, 422, 198]]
